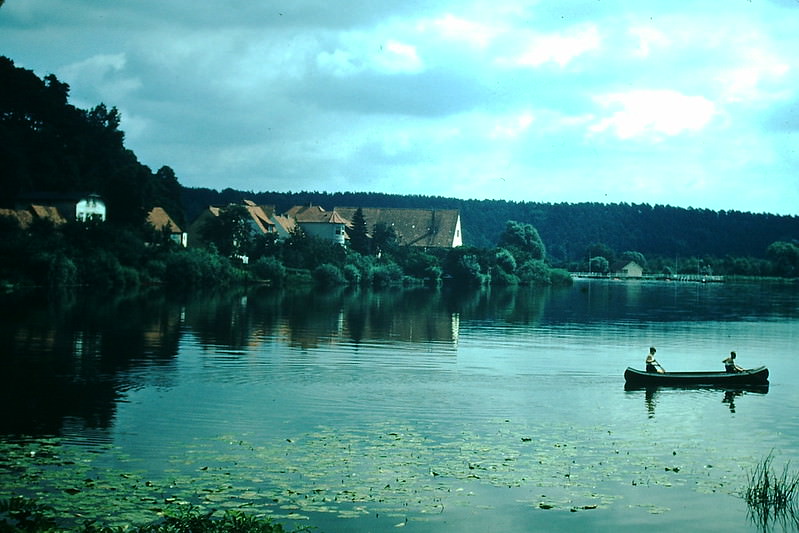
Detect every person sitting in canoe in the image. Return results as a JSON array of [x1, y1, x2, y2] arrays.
[[646, 346, 665, 373], [722, 351, 744, 373]]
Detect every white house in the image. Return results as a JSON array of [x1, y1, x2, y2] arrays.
[[75, 193, 106, 222], [286, 205, 349, 245]]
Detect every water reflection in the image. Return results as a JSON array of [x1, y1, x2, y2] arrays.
[[0, 288, 183, 436], [0, 285, 555, 439], [626, 385, 769, 418]]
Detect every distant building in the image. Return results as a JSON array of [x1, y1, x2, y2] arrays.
[[286, 205, 349, 245], [187, 200, 296, 249], [146, 207, 187, 247], [612, 260, 644, 278], [14, 192, 106, 223], [334, 207, 463, 249]]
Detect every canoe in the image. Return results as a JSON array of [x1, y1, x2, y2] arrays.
[[624, 366, 769, 387]]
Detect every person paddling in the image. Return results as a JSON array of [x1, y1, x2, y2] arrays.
[[722, 351, 744, 373], [646, 346, 665, 374]]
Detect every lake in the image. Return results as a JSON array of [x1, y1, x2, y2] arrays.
[[1, 279, 798, 532]]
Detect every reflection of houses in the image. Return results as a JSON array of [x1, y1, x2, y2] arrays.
[[286, 205, 349, 245], [146, 207, 187, 247], [612, 260, 644, 278], [4, 192, 106, 227], [334, 207, 463, 248]]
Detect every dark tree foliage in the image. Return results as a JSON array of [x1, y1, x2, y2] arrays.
[[372, 222, 399, 257], [0, 56, 180, 227], [347, 207, 370, 255], [199, 204, 251, 258], [497, 220, 546, 262]]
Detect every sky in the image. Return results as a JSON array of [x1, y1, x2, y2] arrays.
[[1, 1, 798, 215]]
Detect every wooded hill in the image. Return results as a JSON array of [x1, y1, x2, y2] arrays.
[[182, 188, 799, 264]]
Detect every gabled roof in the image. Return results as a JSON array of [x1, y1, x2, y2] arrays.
[[334, 207, 461, 248], [147, 207, 183, 233], [0, 208, 33, 229], [30, 205, 67, 225], [286, 205, 349, 225], [1, 205, 67, 228]]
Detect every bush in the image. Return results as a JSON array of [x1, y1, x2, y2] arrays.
[[164, 248, 240, 289], [313, 263, 345, 287], [492, 269, 519, 286], [518, 259, 551, 286], [343, 264, 362, 285], [252, 257, 286, 285], [371, 263, 404, 287], [549, 268, 573, 286]]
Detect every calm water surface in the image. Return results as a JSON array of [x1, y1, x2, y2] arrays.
[[1, 280, 798, 532]]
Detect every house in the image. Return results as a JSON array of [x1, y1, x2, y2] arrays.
[[14, 192, 106, 223], [333, 207, 463, 249], [612, 260, 644, 278], [187, 200, 295, 249], [146, 207, 187, 247], [286, 205, 349, 245]]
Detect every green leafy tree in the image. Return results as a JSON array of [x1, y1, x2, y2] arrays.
[[586, 243, 614, 264], [621, 251, 647, 269], [497, 220, 546, 261], [766, 241, 799, 277], [347, 207, 370, 255], [200, 204, 251, 259], [589, 256, 609, 273], [518, 259, 552, 285], [372, 221, 399, 257]]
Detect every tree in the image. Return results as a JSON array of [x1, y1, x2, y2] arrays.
[[766, 241, 799, 277], [586, 243, 614, 263], [200, 204, 251, 259], [372, 222, 399, 257], [497, 220, 546, 261], [589, 256, 609, 274], [621, 251, 647, 269], [347, 207, 370, 255]]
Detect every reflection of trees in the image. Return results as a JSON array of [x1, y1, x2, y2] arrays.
[[0, 289, 183, 436]]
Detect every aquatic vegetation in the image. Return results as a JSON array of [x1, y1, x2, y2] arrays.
[[743, 452, 799, 530], [0, 497, 292, 532], [0, 419, 760, 530]]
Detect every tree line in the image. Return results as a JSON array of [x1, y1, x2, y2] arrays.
[[184, 188, 799, 277]]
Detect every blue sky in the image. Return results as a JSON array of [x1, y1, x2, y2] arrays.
[[2, 0, 798, 215]]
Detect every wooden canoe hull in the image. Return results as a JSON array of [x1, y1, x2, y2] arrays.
[[624, 366, 769, 387]]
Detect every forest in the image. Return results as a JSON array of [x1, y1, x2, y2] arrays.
[[1, 55, 798, 291]]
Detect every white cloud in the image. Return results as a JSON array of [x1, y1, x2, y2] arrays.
[[499, 24, 601, 68], [589, 90, 717, 140]]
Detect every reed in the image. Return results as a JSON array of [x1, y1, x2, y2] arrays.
[[743, 452, 799, 530]]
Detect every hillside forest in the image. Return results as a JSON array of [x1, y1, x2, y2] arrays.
[[1, 55, 798, 291]]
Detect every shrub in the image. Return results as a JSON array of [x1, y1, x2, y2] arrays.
[[371, 263, 404, 287], [492, 269, 519, 286], [313, 263, 346, 287], [47, 254, 78, 288], [164, 248, 240, 289], [549, 268, 573, 286], [343, 264, 362, 285], [252, 257, 286, 285], [518, 259, 551, 286]]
